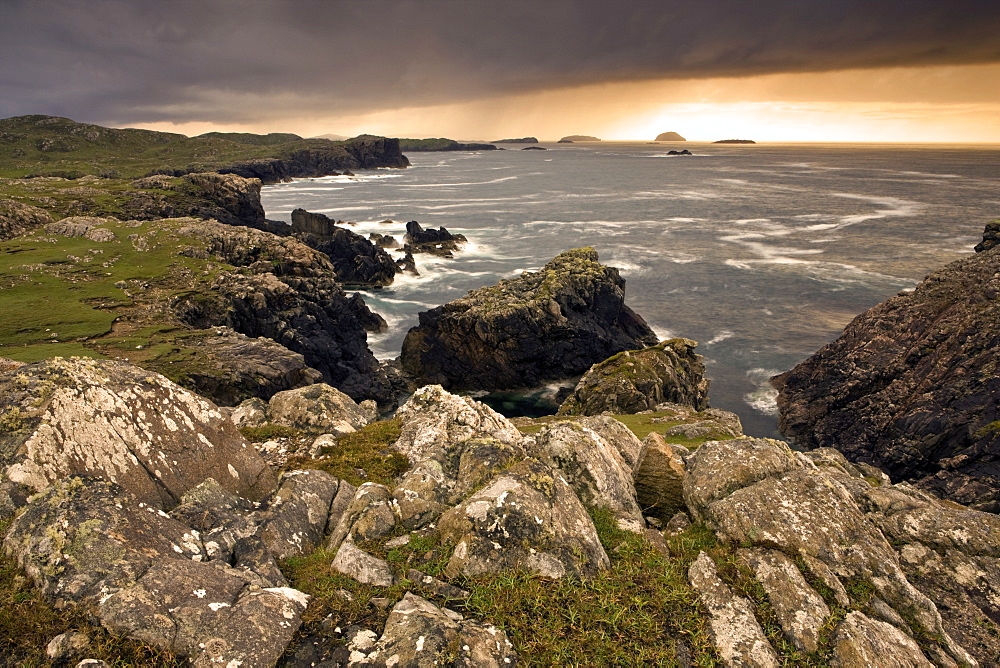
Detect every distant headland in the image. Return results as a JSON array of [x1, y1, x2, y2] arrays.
[[655, 131, 686, 141], [492, 137, 539, 144], [559, 135, 601, 142], [713, 139, 756, 144]]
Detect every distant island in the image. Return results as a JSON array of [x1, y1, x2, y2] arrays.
[[559, 135, 601, 142], [655, 131, 686, 141], [396, 138, 498, 152], [313, 132, 349, 141], [521, 146, 547, 150], [713, 139, 756, 144], [492, 137, 538, 143]]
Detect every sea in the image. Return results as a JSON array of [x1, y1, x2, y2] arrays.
[[260, 141, 1000, 438]]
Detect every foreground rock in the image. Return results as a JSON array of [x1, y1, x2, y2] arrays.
[[774, 228, 1000, 511], [0, 357, 277, 511], [4, 476, 308, 666], [558, 338, 710, 415], [401, 248, 658, 391]]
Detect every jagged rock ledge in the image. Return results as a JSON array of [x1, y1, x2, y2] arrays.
[[774, 222, 1000, 512]]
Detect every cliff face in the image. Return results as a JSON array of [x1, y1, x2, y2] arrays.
[[774, 226, 1000, 511], [400, 248, 658, 391]]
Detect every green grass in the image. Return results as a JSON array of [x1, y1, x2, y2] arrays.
[[0, 114, 365, 179], [286, 418, 409, 487]]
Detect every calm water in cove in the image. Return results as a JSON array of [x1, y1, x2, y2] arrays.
[[261, 141, 1000, 438]]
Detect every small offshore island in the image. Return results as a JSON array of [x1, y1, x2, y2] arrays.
[[0, 115, 998, 666]]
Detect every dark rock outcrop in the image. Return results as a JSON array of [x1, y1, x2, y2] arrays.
[[655, 132, 687, 141], [773, 236, 1000, 511], [289, 208, 398, 286], [180, 172, 266, 227], [401, 248, 658, 391], [557, 338, 710, 416], [0, 198, 52, 240], [667, 149, 693, 155], [217, 136, 409, 184], [975, 220, 999, 253], [491, 137, 539, 143], [522, 146, 547, 150], [169, 220, 400, 407], [403, 219, 467, 256], [713, 139, 756, 144]]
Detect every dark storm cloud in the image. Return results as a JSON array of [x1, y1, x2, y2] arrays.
[[2, 0, 999, 125]]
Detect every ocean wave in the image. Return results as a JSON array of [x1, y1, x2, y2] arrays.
[[744, 368, 781, 415], [705, 330, 735, 345]]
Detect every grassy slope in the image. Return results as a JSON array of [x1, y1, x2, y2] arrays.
[[0, 115, 354, 179]]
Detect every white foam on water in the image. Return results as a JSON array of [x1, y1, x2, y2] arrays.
[[705, 330, 735, 345], [744, 368, 782, 415], [829, 193, 924, 228], [650, 325, 677, 341]]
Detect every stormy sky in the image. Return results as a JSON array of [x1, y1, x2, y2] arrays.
[[3, 0, 1000, 141]]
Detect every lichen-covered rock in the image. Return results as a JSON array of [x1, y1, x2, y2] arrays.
[[0, 198, 52, 240], [3, 476, 204, 605], [267, 383, 376, 436], [44, 216, 118, 241], [258, 469, 341, 559], [773, 241, 1000, 511], [180, 171, 265, 227], [688, 551, 779, 667], [158, 327, 323, 406], [535, 417, 645, 531], [392, 385, 525, 464], [737, 548, 830, 653], [558, 338, 710, 415], [829, 611, 932, 668], [46, 631, 91, 662], [401, 248, 658, 391], [0, 357, 277, 510], [684, 437, 977, 666], [99, 559, 308, 666], [633, 432, 688, 522], [331, 539, 395, 587], [352, 593, 517, 667], [437, 457, 610, 579], [326, 483, 398, 552]]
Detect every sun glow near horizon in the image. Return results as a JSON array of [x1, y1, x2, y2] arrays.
[[127, 63, 1000, 145]]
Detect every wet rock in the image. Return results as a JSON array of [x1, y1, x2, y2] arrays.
[[403, 219, 467, 256], [266, 383, 376, 436], [331, 539, 395, 586], [974, 220, 1000, 253], [290, 208, 398, 287], [437, 456, 610, 579], [401, 248, 658, 391], [830, 611, 932, 667], [738, 548, 830, 653], [633, 432, 688, 521], [558, 338, 710, 415], [354, 593, 517, 667], [0, 357, 277, 510], [774, 241, 1000, 511], [688, 551, 779, 667]]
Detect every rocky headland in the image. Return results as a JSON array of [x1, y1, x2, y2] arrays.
[[774, 222, 1000, 512], [491, 137, 539, 143], [396, 138, 498, 152], [400, 248, 659, 391]]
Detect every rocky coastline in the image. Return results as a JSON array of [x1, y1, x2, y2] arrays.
[[0, 114, 998, 666]]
